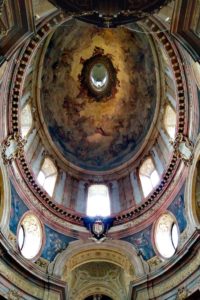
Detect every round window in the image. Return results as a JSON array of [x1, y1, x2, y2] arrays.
[[18, 213, 44, 260], [154, 213, 179, 259]]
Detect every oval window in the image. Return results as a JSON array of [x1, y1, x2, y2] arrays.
[[154, 213, 179, 259], [18, 213, 43, 260]]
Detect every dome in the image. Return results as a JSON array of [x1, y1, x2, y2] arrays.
[[0, 1, 199, 299], [40, 21, 157, 171]]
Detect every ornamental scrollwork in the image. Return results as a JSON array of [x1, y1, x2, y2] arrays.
[[172, 133, 194, 166], [35, 258, 49, 270], [7, 289, 21, 300], [176, 287, 189, 300], [1, 133, 26, 165]]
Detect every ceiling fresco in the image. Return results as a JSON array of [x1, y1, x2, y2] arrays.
[[41, 20, 157, 171]]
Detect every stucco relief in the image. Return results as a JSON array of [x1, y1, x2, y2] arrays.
[[68, 262, 127, 300]]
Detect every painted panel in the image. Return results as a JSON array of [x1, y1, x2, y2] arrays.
[[41, 226, 77, 261], [9, 182, 28, 234], [168, 188, 187, 233], [122, 225, 156, 260]]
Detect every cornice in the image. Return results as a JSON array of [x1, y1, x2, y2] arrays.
[[1, 13, 192, 235]]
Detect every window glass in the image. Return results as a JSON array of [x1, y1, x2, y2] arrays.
[[18, 213, 43, 260], [163, 105, 176, 140], [171, 223, 179, 249], [139, 157, 160, 197], [155, 213, 179, 259], [37, 158, 57, 196], [21, 103, 33, 138], [87, 184, 110, 217]]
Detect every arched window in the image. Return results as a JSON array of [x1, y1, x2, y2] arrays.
[[163, 104, 176, 140], [37, 157, 57, 196], [18, 212, 44, 260], [154, 213, 179, 259], [21, 103, 33, 138], [86, 184, 110, 217], [139, 157, 160, 197]]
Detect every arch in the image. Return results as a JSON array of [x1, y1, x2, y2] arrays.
[[73, 283, 119, 300], [48, 240, 147, 300], [48, 239, 148, 278], [139, 157, 160, 197], [37, 157, 57, 196]]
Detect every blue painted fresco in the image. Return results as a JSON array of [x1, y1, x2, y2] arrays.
[[41, 226, 77, 261], [168, 188, 187, 233], [9, 182, 28, 234], [122, 225, 156, 261]]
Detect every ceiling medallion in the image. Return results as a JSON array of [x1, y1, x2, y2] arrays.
[[79, 47, 118, 101]]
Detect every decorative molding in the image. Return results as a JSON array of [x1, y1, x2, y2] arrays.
[[7, 290, 21, 300], [148, 256, 162, 270], [173, 133, 194, 166], [49, 0, 172, 27], [35, 257, 49, 270], [134, 245, 200, 299], [176, 287, 189, 300], [1, 133, 26, 165]]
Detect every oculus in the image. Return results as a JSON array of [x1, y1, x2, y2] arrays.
[[17, 213, 44, 260], [154, 213, 179, 259], [90, 63, 109, 91], [80, 53, 117, 100]]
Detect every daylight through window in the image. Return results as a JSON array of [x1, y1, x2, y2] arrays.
[[18, 213, 43, 260], [139, 157, 160, 197], [37, 157, 57, 196], [163, 104, 176, 140], [21, 103, 33, 138], [154, 213, 179, 259], [86, 184, 110, 217]]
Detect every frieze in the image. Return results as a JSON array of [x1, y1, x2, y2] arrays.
[[7, 289, 21, 300], [150, 250, 200, 297], [136, 249, 200, 299], [0, 260, 45, 299]]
